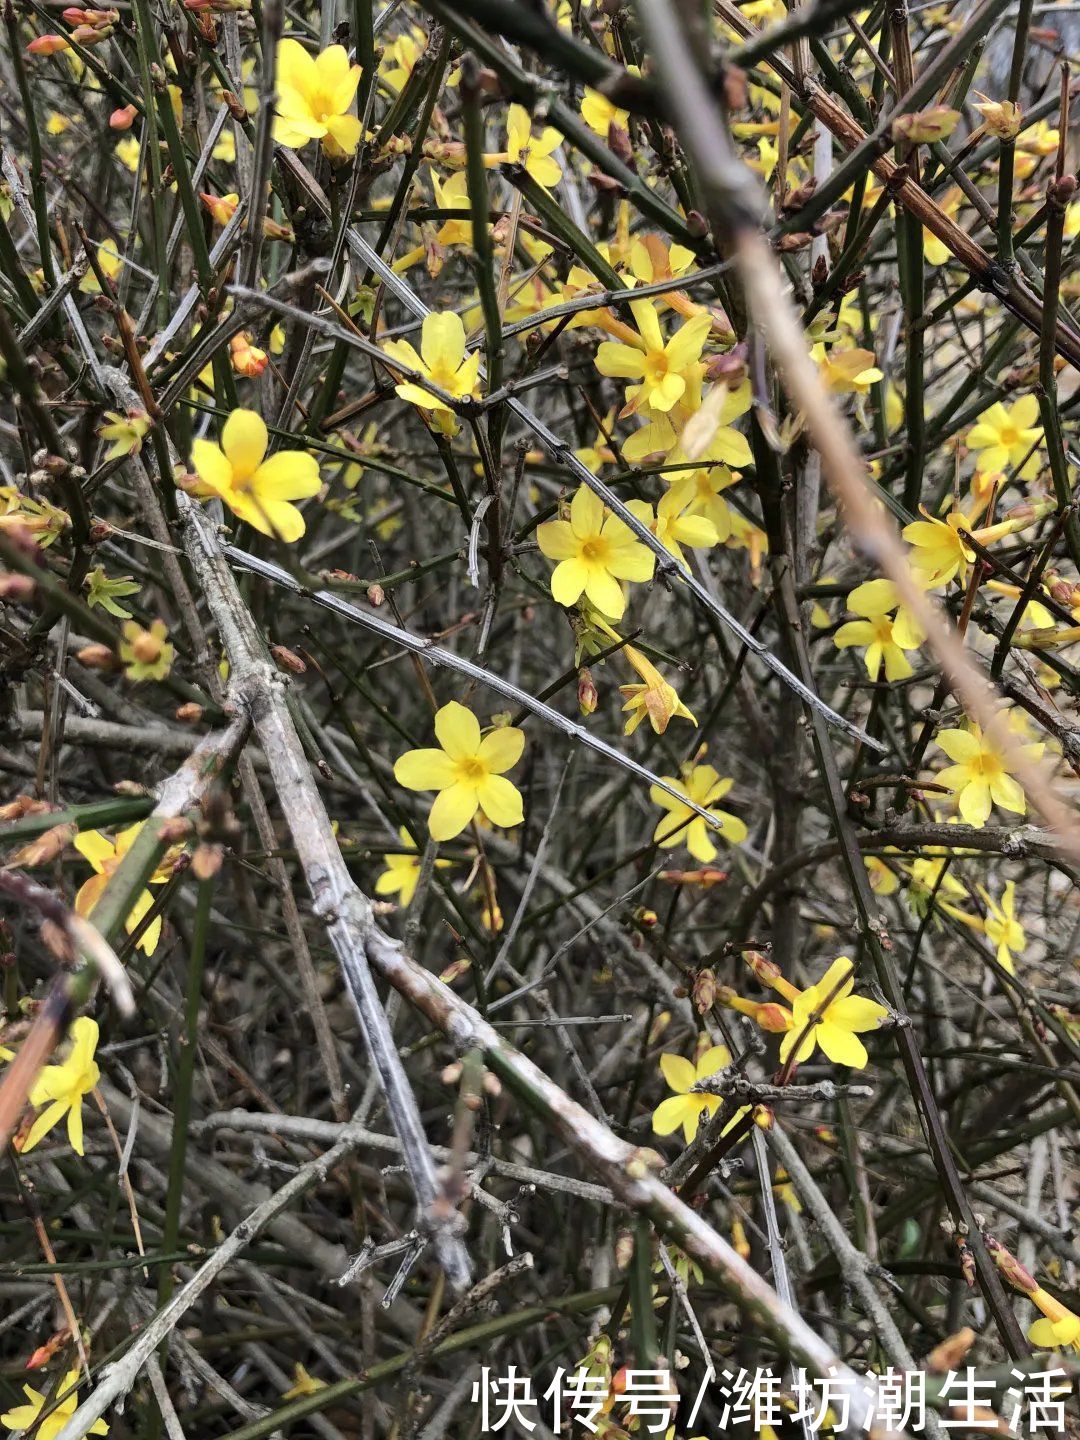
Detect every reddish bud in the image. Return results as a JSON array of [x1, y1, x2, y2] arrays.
[[27, 34, 71, 54], [110, 104, 138, 131]]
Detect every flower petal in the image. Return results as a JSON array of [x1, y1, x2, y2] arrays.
[[221, 409, 268, 477], [817, 1023, 869, 1069], [421, 311, 466, 373], [477, 726, 525, 774], [651, 1094, 691, 1136], [394, 747, 458, 791], [659, 1053, 696, 1093], [427, 783, 479, 841], [434, 701, 481, 759], [476, 774, 524, 829]]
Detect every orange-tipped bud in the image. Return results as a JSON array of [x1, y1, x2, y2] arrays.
[[110, 104, 137, 130], [75, 642, 117, 670], [27, 33, 71, 53], [70, 23, 113, 43], [200, 191, 238, 226], [230, 332, 268, 377]]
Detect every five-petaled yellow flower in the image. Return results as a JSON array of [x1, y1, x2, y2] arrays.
[[1, 1368, 108, 1440], [487, 104, 564, 188], [190, 408, 321, 543], [536, 485, 655, 620], [642, 479, 720, 567], [650, 763, 747, 863], [595, 300, 711, 416], [20, 1018, 101, 1156], [902, 507, 976, 589], [580, 69, 639, 137], [382, 312, 481, 435], [933, 718, 1042, 827], [652, 1044, 731, 1143], [394, 702, 525, 841], [273, 40, 363, 158], [812, 343, 883, 395], [74, 823, 175, 956], [979, 880, 1024, 972], [967, 395, 1042, 477], [374, 826, 450, 908], [778, 958, 889, 1069], [834, 577, 924, 680]]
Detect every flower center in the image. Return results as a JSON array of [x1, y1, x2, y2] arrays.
[[971, 750, 1004, 780], [872, 617, 894, 644], [644, 352, 670, 385], [455, 756, 487, 784], [580, 535, 610, 564]]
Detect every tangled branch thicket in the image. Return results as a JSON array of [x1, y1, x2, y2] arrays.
[[0, 0, 1079, 1433]]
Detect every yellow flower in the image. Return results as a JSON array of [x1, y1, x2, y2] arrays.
[[45, 111, 71, 135], [627, 234, 698, 316], [923, 188, 962, 265], [812, 342, 883, 395], [1028, 1287, 1080, 1351], [865, 855, 899, 896], [272, 39, 362, 158], [201, 190, 239, 227], [536, 484, 655, 619], [382, 312, 481, 435], [581, 70, 639, 136], [79, 240, 123, 293], [74, 823, 175, 956], [394, 702, 525, 842], [213, 127, 236, 164], [650, 763, 747, 863], [500, 103, 563, 188], [778, 958, 888, 1069], [19, 1019, 102, 1156], [902, 507, 976, 588], [189, 408, 321, 542], [1017, 120, 1059, 156], [281, 1364, 327, 1401], [99, 408, 150, 462], [673, 465, 740, 542], [119, 618, 174, 682], [833, 577, 924, 680], [114, 135, 141, 172], [986, 578, 1054, 631], [619, 644, 696, 737], [651, 1044, 731, 1143], [933, 717, 1043, 827], [643, 479, 720, 566], [1, 1368, 108, 1440], [374, 826, 449, 908], [380, 27, 427, 93], [394, 170, 476, 274], [905, 853, 967, 915], [966, 395, 1043, 476], [595, 300, 711, 416], [978, 880, 1024, 972]]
